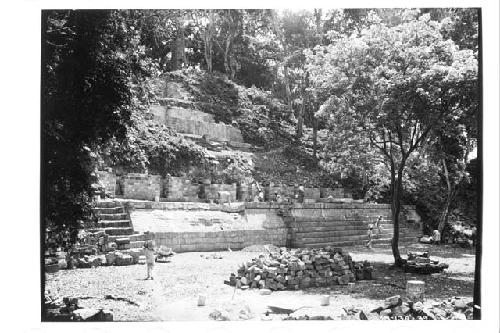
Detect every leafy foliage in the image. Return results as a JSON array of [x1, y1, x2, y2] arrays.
[[42, 10, 137, 243], [306, 10, 478, 264]]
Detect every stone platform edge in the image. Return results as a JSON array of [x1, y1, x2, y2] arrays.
[[119, 200, 416, 211]]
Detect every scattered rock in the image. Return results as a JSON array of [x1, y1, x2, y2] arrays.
[[259, 289, 272, 295]]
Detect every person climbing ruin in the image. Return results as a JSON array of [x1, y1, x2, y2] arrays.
[[144, 240, 156, 280], [258, 190, 264, 202], [275, 192, 283, 203], [298, 184, 305, 203], [375, 215, 383, 236], [366, 224, 374, 249]]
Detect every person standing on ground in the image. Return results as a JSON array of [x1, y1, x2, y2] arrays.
[[366, 224, 374, 249], [432, 229, 441, 245], [144, 240, 156, 280]]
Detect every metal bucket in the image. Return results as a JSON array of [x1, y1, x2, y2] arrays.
[[197, 295, 206, 306], [320, 295, 330, 306], [406, 280, 425, 302]]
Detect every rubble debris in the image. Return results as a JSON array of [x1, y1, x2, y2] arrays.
[[240, 244, 280, 252], [404, 251, 449, 274], [228, 247, 369, 291], [353, 260, 374, 280], [266, 306, 311, 315], [340, 306, 368, 320], [201, 253, 223, 259], [104, 295, 140, 306], [209, 302, 254, 321], [259, 289, 272, 295], [44, 293, 113, 321], [370, 295, 473, 320], [156, 246, 175, 263]]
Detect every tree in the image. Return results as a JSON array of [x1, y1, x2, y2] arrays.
[[170, 11, 188, 71], [306, 10, 478, 265], [42, 10, 136, 243]]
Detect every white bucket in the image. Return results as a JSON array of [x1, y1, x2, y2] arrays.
[[197, 295, 206, 306], [320, 295, 330, 306]]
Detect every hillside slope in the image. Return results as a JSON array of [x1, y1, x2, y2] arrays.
[[146, 69, 325, 186]]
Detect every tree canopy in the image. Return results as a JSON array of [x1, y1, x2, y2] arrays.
[[306, 11, 478, 264]]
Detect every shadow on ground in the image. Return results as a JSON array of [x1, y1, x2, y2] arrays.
[[301, 243, 475, 302]]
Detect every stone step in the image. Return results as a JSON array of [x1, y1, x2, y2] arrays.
[[97, 213, 129, 220], [102, 227, 134, 236], [288, 220, 398, 228], [296, 228, 416, 237], [291, 224, 405, 233], [97, 220, 131, 228], [296, 234, 367, 244], [94, 207, 125, 214], [295, 232, 417, 244], [291, 217, 368, 224], [94, 201, 123, 208], [294, 236, 418, 248], [108, 233, 150, 242], [293, 229, 396, 238], [289, 221, 365, 228]]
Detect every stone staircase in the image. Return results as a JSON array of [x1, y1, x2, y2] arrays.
[[93, 201, 150, 249], [286, 216, 421, 248]]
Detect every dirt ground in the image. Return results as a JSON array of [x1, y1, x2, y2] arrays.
[[44, 243, 475, 321]]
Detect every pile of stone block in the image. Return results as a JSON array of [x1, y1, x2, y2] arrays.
[[226, 247, 367, 291], [44, 294, 113, 321], [353, 260, 374, 280], [404, 251, 449, 274], [75, 229, 111, 253], [71, 248, 148, 268]]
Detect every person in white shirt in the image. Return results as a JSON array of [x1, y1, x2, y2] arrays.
[[144, 241, 156, 280], [432, 229, 441, 244]]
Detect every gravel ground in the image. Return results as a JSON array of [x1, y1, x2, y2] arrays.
[[45, 243, 475, 321]]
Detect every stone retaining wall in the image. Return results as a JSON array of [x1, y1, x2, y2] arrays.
[[122, 174, 161, 201], [165, 176, 199, 200], [99, 172, 351, 203], [128, 201, 421, 253], [149, 104, 244, 142], [152, 229, 287, 252]]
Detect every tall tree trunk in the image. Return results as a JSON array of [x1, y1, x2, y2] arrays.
[[391, 163, 405, 266], [473, 11, 482, 318], [438, 158, 453, 236], [223, 35, 231, 75], [296, 82, 305, 140], [314, 9, 323, 45], [271, 10, 293, 119], [171, 25, 186, 71], [312, 117, 318, 160], [203, 10, 215, 73], [283, 66, 293, 115]]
